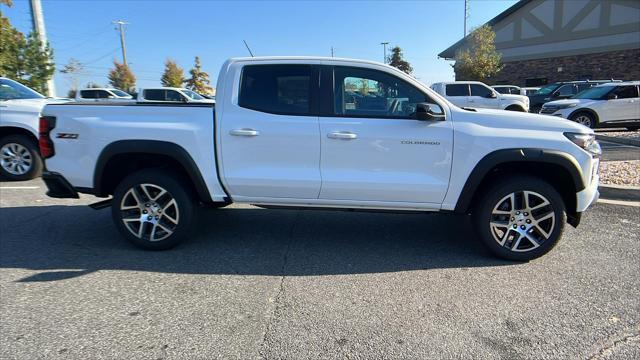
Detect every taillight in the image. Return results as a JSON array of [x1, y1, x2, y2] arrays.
[[39, 116, 56, 159]]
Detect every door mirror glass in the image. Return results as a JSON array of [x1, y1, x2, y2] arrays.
[[414, 103, 445, 121]]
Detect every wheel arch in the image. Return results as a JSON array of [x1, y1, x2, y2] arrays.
[[504, 104, 526, 111], [94, 140, 213, 203], [454, 148, 585, 225], [0, 126, 39, 146], [568, 108, 599, 124]]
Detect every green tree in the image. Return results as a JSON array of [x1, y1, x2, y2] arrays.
[[108, 61, 136, 92], [388, 46, 413, 75], [160, 59, 185, 87], [453, 25, 503, 82], [1, 6, 55, 94], [185, 56, 213, 95]]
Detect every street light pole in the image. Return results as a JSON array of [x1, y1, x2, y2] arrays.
[[29, 0, 56, 96], [380, 41, 389, 64]]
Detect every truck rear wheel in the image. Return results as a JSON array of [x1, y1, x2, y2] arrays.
[[473, 176, 566, 261], [111, 169, 196, 250]]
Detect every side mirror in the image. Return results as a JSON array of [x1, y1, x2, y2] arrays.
[[607, 93, 618, 100], [485, 92, 497, 98], [107, 95, 115, 99], [414, 103, 445, 121]]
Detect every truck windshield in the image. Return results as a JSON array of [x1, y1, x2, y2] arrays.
[[110, 89, 131, 97], [535, 84, 559, 96], [0, 78, 45, 100], [573, 85, 616, 100], [181, 89, 204, 100]]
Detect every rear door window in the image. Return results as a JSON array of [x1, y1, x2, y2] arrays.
[[239, 64, 314, 115], [80, 90, 96, 99], [445, 84, 469, 96], [143, 89, 164, 101], [613, 85, 638, 99]]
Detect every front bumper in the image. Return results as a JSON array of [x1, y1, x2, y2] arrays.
[[576, 160, 600, 212], [42, 171, 79, 199]]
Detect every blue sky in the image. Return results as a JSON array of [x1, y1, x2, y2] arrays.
[[3, 0, 518, 96]]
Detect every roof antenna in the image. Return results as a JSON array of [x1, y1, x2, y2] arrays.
[[243, 40, 254, 57]]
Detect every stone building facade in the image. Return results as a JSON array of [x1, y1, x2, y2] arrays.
[[439, 0, 640, 87]]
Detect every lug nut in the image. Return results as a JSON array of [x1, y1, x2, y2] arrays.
[[511, 217, 515, 221], [526, 219, 531, 224], [516, 211, 520, 215], [513, 224, 517, 229], [147, 216, 152, 221], [155, 216, 159, 220], [521, 225, 526, 230], [524, 212, 529, 216], [143, 210, 147, 214]]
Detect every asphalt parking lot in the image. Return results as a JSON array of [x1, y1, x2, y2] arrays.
[[1, 179, 639, 359]]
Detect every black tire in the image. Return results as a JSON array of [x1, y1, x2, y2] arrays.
[[505, 105, 525, 112], [0, 134, 43, 181], [472, 176, 566, 261], [111, 169, 197, 250], [570, 111, 597, 129]]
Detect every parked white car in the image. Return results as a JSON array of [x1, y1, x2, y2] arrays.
[[75, 88, 133, 102], [540, 81, 640, 130], [492, 85, 523, 95], [41, 56, 599, 261], [431, 81, 529, 112], [0, 77, 70, 180], [137, 87, 215, 103]]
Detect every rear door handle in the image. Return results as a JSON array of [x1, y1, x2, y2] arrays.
[[328, 131, 357, 140], [230, 128, 259, 137]]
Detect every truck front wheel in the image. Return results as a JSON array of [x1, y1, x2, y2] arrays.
[[111, 169, 196, 250], [473, 176, 566, 261], [0, 134, 43, 181]]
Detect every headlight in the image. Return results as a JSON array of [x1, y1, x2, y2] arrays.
[[564, 132, 601, 157]]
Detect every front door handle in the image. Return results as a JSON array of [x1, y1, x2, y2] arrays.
[[230, 128, 259, 137], [328, 131, 357, 140]]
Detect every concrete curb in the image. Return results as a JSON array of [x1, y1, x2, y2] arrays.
[[598, 184, 640, 202], [595, 134, 640, 147]]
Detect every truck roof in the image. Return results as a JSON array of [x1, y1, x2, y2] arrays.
[[227, 56, 389, 68]]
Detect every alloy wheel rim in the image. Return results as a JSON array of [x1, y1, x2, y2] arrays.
[[0, 143, 33, 175], [575, 115, 592, 127], [489, 190, 555, 252], [119, 183, 179, 242]]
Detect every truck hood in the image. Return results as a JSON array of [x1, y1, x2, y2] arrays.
[[458, 107, 591, 133], [499, 93, 528, 102], [543, 98, 595, 107]]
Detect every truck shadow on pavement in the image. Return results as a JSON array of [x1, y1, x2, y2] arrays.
[[0, 205, 513, 282]]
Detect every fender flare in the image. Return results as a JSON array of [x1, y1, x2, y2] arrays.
[[94, 140, 212, 202], [454, 148, 585, 213]]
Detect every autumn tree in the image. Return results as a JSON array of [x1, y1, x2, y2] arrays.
[[160, 59, 185, 88], [185, 56, 213, 95], [108, 61, 136, 92], [453, 25, 503, 82], [388, 46, 413, 75]]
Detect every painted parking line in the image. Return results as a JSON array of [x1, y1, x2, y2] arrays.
[[0, 186, 40, 190], [598, 198, 640, 207]]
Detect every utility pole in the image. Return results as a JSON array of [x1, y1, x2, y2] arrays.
[[112, 20, 129, 65], [331, 46, 335, 57], [464, 0, 470, 37], [380, 41, 389, 64], [29, 0, 56, 96]]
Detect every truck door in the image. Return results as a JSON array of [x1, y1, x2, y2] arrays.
[[219, 64, 321, 199], [318, 66, 453, 204], [444, 83, 470, 107]]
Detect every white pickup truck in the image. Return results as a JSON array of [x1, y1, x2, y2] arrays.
[[40, 57, 601, 261]]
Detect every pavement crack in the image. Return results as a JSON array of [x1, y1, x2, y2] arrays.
[[588, 331, 640, 359], [258, 211, 299, 359]]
